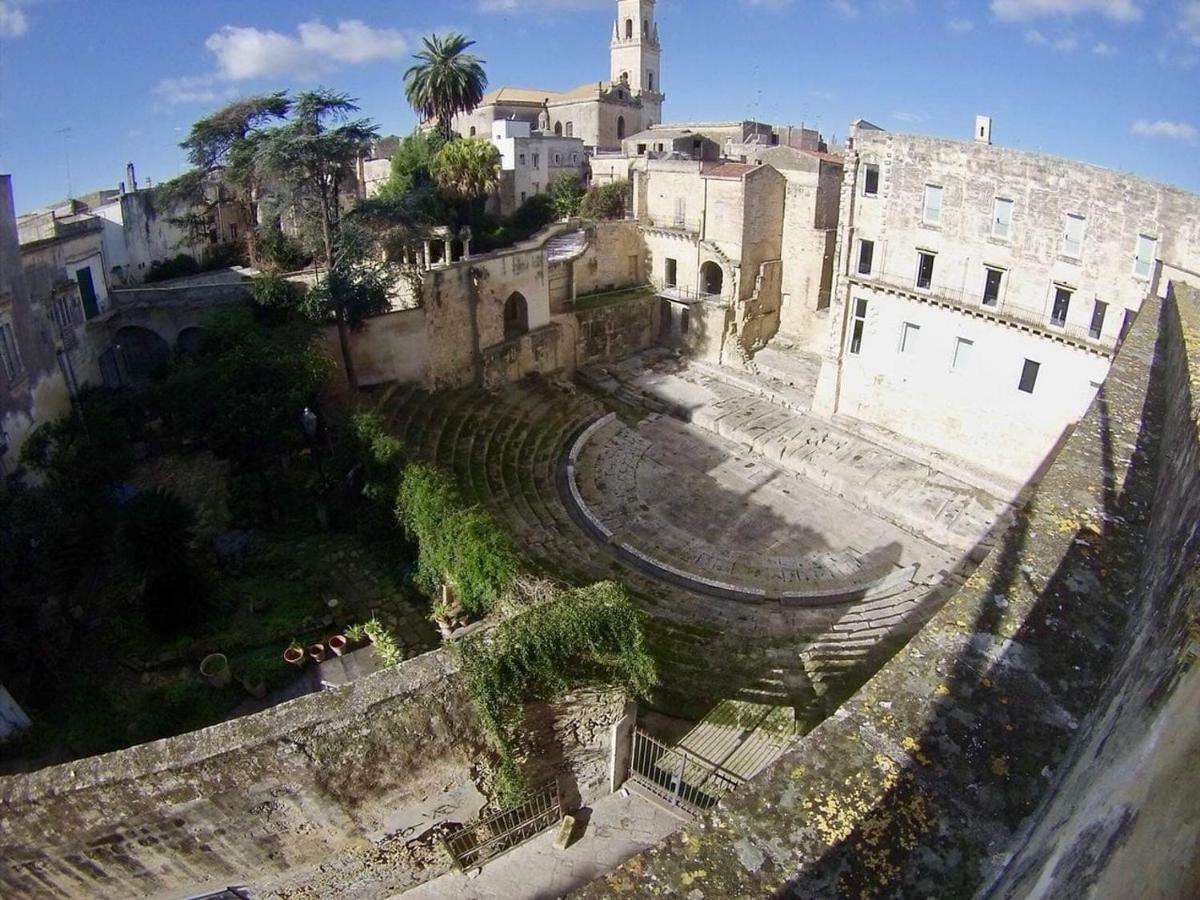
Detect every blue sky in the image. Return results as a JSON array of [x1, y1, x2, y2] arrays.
[[0, 0, 1197, 211]]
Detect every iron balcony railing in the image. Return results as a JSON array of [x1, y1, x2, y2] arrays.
[[848, 273, 1115, 352], [652, 280, 733, 307]]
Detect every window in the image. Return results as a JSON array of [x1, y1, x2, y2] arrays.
[[554, 122, 563, 137], [571, 153, 578, 164], [643, 18, 650, 37], [554, 153, 561, 165], [566, 122, 574, 137], [520, 192, 527, 203], [983, 267, 1004, 307], [899, 322, 920, 353], [532, 182, 540, 194], [469, 126, 477, 137], [1050, 286, 1072, 327], [655, 143, 663, 153], [674, 197, 686, 229], [617, 116, 626, 140], [532, 153, 540, 170], [862, 164, 880, 197], [1019, 359, 1041, 394], [519, 153, 526, 166], [952, 337, 974, 372], [648, 72, 655, 91], [849, 298, 868, 355], [52, 293, 82, 333], [76, 267, 100, 319], [1133, 234, 1157, 280], [0, 320, 22, 381], [637, 143, 648, 156], [681, 307, 690, 335], [1062, 214, 1086, 259], [665, 258, 678, 287], [1090, 300, 1108, 340], [916, 251, 936, 290], [625, 18, 633, 39], [922, 185, 943, 226], [857, 239, 874, 275], [992, 198, 1013, 239]]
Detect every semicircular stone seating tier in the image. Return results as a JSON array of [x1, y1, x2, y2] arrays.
[[568, 414, 940, 604], [373, 380, 975, 722]]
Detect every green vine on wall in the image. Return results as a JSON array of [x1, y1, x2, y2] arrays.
[[455, 582, 658, 806]]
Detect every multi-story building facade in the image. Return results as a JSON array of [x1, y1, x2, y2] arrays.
[[453, 0, 663, 153], [489, 120, 588, 216], [817, 119, 1200, 483]]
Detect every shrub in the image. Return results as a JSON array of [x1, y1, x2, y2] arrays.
[[145, 253, 200, 283], [548, 172, 587, 220], [255, 225, 310, 272], [581, 180, 629, 220], [511, 193, 555, 234], [364, 618, 404, 667]]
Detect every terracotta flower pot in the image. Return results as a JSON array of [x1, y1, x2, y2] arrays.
[[200, 653, 231, 688], [308, 643, 327, 663], [328, 635, 348, 657], [284, 646, 306, 667]]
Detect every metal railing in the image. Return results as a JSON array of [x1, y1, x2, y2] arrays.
[[441, 783, 562, 871], [629, 728, 743, 816], [652, 280, 733, 307], [848, 274, 1115, 352]]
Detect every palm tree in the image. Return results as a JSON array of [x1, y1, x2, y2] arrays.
[[431, 138, 501, 206], [405, 33, 488, 138]]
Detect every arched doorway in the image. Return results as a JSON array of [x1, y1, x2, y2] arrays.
[[700, 261, 725, 297], [617, 116, 626, 141], [504, 292, 529, 340], [176, 326, 208, 357], [115, 325, 171, 385]]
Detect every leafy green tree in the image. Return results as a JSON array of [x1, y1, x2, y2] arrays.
[[431, 137, 501, 227], [378, 130, 447, 199], [254, 90, 379, 390], [581, 180, 630, 220], [404, 33, 489, 138], [548, 172, 587, 220], [178, 93, 292, 265], [301, 220, 395, 331]]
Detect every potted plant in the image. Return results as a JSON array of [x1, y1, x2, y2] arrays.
[[308, 642, 327, 663], [200, 653, 231, 688], [345, 623, 368, 649], [328, 634, 348, 656], [284, 640, 306, 667]]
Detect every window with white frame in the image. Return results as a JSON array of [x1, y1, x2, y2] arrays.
[[849, 298, 868, 355], [992, 198, 1013, 239], [923, 184, 943, 226], [899, 321, 920, 353], [1050, 285, 1072, 328], [0, 320, 23, 381], [857, 239, 875, 275], [983, 266, 1004, 307], [916, 251, 936, 290], [952, 337, 974, 372], [1062, 214, 1086, 259], [1133, 234, 1157, 280]]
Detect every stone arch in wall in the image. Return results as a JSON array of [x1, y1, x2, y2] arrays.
[[470, 126, 477, 137], [617, 116, 627, 141], [176, 326, 208, 356], [700, 261, 725, 297], [115, 325, 171, 385], [625, 18, 633, 39], [504, 292, 530, 340], [555, 122, 563, 136]]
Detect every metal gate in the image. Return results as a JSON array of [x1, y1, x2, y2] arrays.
[[628, 728, 743, 816], [442, 782, 563, 871]]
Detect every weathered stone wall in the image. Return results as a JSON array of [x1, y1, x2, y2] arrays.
[[323, 307, 430, 388], [0, 647, 625, 899], [569, 291, 660, 367], [578, 282, 1199, 899]]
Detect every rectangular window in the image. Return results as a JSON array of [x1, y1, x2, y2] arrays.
[[862, 164, 880, 197], [916, 251, 935, 290], [665, 257, 678, 287], [532, 153, 541, 170], [519, 153, 526, 166], [554, 152, 561, 165], [923, 184, 943, 226], [992, 198, 1013, 239], [1062, 214, 1086, 259], [674, 197, 686, 229], [983, 267, 1004, 307], [849, 298, 868, 355], [76, 267, 100, 319], [899, 322, 920, 354], [0, 320, 22, 381], [857, 239, 874, 276], [1051, 286, 1072, 327], [1133, 234, 1157, 280], [520, 192, 527, 203], [952, 337, 974, 372], [637, 144, 648, 156], [1090, 300, 1108, 340], [1019, 359, 1041, 394]]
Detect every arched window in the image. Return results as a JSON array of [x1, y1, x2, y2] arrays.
[[700, 261, 725, 297], [504, 292, 530, 340], [620, 71, 629, 84], [469, 126, 477, 137], [625, 18, 633, 39], [554, 122, 563, 136], [648, 72, 654, 91], [617, 116, 626, 141], [643, 19, 650, 37]]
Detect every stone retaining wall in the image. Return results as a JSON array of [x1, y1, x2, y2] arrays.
[[578, 283, 1200, 898]]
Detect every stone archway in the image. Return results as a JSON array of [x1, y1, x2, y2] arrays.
[[115, 325, 171, 385], [176, 326, 208, 357], [700, 261, 725, 297], [504, 292, 530, 341]]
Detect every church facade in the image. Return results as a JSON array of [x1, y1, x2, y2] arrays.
[[452, 0, 664, 153]]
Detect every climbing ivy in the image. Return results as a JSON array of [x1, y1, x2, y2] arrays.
[[395, 463, 519, 618], [455, 582, 657, 806]]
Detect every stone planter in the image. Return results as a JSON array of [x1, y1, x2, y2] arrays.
[[284, 645, 306, 667], [308, 643, 327, 664], [199, 653, 231, 688], [328, 635, 348, 657]]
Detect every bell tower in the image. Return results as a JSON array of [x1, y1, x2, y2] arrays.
[[611, 0, 663, 124]]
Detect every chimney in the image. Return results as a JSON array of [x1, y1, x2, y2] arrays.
[[126, 162, 138, 192], [975, 115, 993, 145]]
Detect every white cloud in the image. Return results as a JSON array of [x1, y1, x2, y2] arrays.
[[893, 111, 929, 123], [992, 0, 1143, 22], [0, 1, 28, 38], [205, 19, 408, 80], [1091, 40, 1116, 53], [831, 0, 859, 16], [947, 17, 975, 32], [1131, 119, 1199, 142], [153, 75, 231, 107], [1025, 28, 1081, 50]]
